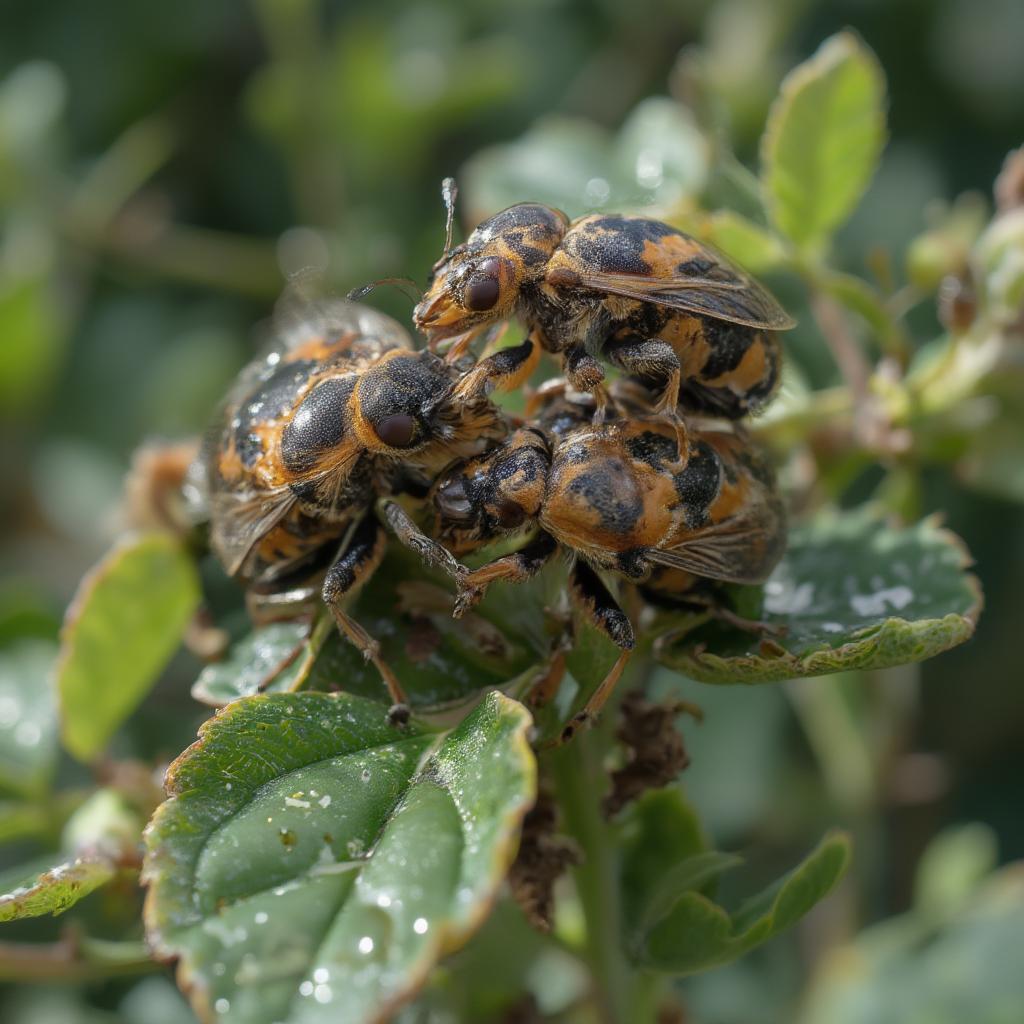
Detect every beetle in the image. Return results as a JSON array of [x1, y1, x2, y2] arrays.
[[203, 295, 539, 713], [429, 384, 786, 738], [414, 191, 795, 449]]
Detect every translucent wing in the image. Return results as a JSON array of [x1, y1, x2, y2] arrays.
[[207, 484, 297, 578], [549, 222, 795, 330], [647, 495, 787, 585], [563, 268, 795, 330]]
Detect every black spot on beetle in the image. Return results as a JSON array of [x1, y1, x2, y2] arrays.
[[567, 462, 643, 535], [672, 441, 721, 528], [234, 358, 319, 459], [698, 320, 756, 379], [568, 216, 679, 276], [281, 376, 355, 473], [625, 431, 679, 471], [676, 257, 738, 283]]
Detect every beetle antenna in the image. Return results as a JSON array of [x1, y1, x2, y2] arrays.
[[442, 177, 458, 256], [347, 277, 421, 304]]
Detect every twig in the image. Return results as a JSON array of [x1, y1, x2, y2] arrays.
[[0, 930, 155, 983]]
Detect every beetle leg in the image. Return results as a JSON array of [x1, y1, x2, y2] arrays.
[[439, 324, 485, 362], [525, 376, 568, 416], [564, 345, 605, 397], [604, 333, 688, 451], [451, 335, 541, 400], [559, 561, 636, 744], [377, 498, 467, 582], [321, 515, 408, 709], [454, 531, 558, 617]]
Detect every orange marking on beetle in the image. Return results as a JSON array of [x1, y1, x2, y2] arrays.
[[639, 235, 708, 278]]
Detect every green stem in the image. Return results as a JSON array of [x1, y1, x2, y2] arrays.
[[550, 728, 633, 1024], [0, 934, 155, 983]]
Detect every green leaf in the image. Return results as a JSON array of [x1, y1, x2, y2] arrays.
[[958, 415, 1024, 505], [657, 508, 981, 684], [800, 863, 1024, 1024], [821, 271, 906, 354], [56, 532, 201, 761], [619, 788, 709, 930], [0, 274, 65, 414], [631, 832, 851, 974], [194, 549, 546, 711], [0, 639, 58, 796], [0, 800, 51, 842], [0, 854, 117, 922], [191, 621, 311, 707], [143, 691, 536, 1024], [461, 97, 709, 222], [688, 210, 788, 274], [913, 824, 998, 926], [761, 32, 886, 248]]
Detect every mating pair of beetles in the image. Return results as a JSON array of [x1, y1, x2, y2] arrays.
[[203, 184, 794, 735]]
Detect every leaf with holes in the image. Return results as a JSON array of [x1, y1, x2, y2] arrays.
[[143, 691, 535, 1024], [57, 532, 201, 761], [657, 508, 981, 684], [630, 832, 851, 973], [761, 31, 886, 249]]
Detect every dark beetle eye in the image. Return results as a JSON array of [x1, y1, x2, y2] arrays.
[[436, 478, 474, 523], [464, 258, 502, 311], [494, 500, 526, 529], [375, 413, 417, 448]]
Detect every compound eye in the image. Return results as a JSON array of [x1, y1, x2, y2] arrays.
[[436, 478, 474, 523], [464, 258, 502, 311], [375, 413, 417, 448]]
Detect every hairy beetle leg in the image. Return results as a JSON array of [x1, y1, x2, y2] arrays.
[[452, 531, 558, 618], [378, 499, 467, 582], [451, 335, 541, 401], [321, 515, 409, 708], [558, 561, 636, 745]]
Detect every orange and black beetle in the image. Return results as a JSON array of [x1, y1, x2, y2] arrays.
[[414, 197, 795, 446], [203, 296, 537, 711], [430, 384, 786, 737]]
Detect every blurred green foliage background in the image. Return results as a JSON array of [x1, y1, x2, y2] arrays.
[[2, 0, 1023, 1021]]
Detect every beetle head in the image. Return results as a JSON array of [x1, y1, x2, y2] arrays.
[[414, 202, 569, 341]]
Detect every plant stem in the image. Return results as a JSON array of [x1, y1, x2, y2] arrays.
[[550, 727, 633, 1024], [0, 933, 156, 983]]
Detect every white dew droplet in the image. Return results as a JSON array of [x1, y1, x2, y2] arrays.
[[313, 967, 329, 984], [376, 894, 392, 908], [225, 782, 232, 791], [413, 917, 428, 935], [314, 984, 332, 1004], [254, 911, 268, 924], [358, 936, 374, 954], [318, 794, 331, 808], [214, 998, 230, 1013], [299, 980, 314, 997]]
